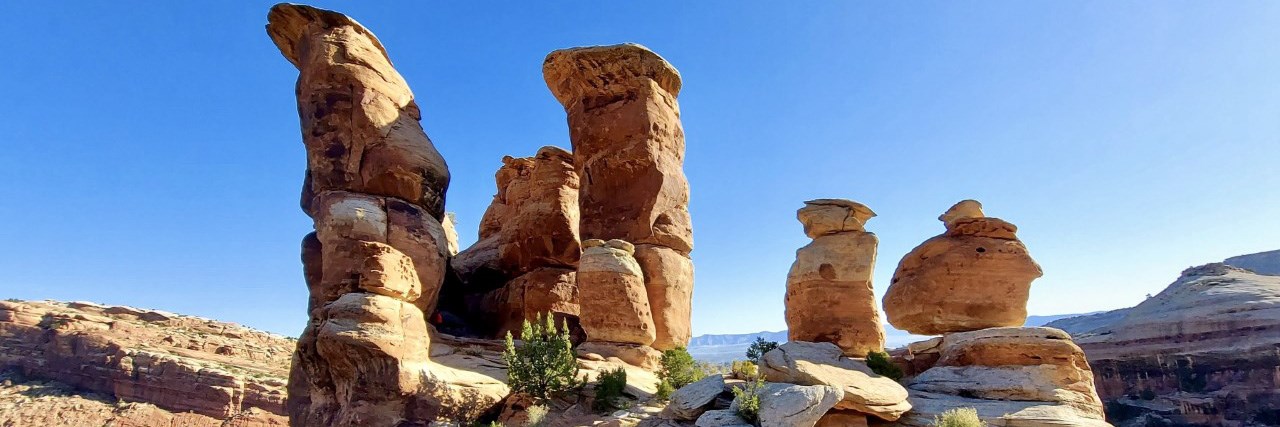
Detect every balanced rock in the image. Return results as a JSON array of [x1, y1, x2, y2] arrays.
[[577, 239, 657, 346], [545, 43, 694, 350], [759, 341, 911, 421], [883, 200, 1043, 335], [786, 199, 885, 357]]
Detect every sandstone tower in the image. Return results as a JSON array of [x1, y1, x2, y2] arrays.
[[543, 44, 695, 351], [267, 4, 449, 425], [785, 199, 886, 357]]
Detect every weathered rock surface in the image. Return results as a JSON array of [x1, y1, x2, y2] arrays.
[[1047, 263, 1280, 426], [660, 374, 725, 420], [268, 4, 452, 425], [480, 267, 579, 338], [816, 409, 868, 427], [492, 146, 582, 273], [758, 341, 910, 421], [695, 409, 753, 427], [786, 199, 884, 357], [1224, 249, 1280, 275], [545, 43, 694, 351], [577, 239, 657, 346], [758, 383, 843, 427], [883, 200, 1043, 335], [888, 327, 1108, 427], [0, 300, 289, 424]]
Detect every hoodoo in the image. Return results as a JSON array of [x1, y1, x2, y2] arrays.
[[543, 44, 695, 351], [267, 4, 450, 425], [785, 199, 886, 357]]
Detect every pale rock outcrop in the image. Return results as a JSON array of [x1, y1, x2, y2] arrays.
[[889, 327, 1108, 427], [545, 43, 693, 350], [267, 4, 455, 425], [660, 374, 725, 420], [758, 383, 844, 427], [785, 199, 885, 357], [759, 341, 911, 421], [695, 409, 754, 427], [576, 239, 661, 369], [883, 200, 1043, 335], [442, 213, 460, 256], [1047, 263, 1280, 425]]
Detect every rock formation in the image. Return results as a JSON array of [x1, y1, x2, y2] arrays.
[[883, 200, 1043, 335], [544, 43, 694, 351], [1047, 262, 1280, 426], [785, 199, 885, 357], [888, 327, 1109, 426], [0, 300, 289, 425], [575, 239, 661, 369], [267, 4, 450, 425], [759, 341, 911, 422]]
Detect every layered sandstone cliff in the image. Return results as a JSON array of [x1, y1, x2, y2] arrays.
[[1048, 263, 1280, 426], [0, 299, 290, 426]]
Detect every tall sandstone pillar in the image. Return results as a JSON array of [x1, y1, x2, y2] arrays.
[[785, 199, 885, 357], [543, 44, 694, 351], [267, 4, 449, 426]]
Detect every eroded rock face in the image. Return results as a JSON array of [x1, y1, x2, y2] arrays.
[[888, 327, 1108, 427], [545, 43, 693, 350], [576, 239, 657, 346], [786, 199, 884, 357], [759, 341, 911, 421], [267, 4, 453, 425], [0, 300, 289, 423], [660, 374, 725, 420], [883, 200, 1042, 335], [758, 383, 844, 427], [1048, 263, 1280, 426], [479, 267, 579, 338]]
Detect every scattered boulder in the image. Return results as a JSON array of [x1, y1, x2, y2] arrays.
[[785, 199, 885, 357], [758, 341, 910, 421], [660, 374, 725, 420], [883, 200, 1043, 335], [695, 409, 754, 427], [758, 383, 843, 427]]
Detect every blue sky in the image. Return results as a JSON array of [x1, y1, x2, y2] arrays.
[[2, 2, 1278, 337]]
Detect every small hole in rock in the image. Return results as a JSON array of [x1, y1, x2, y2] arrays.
[[976, 247, 986, 253]]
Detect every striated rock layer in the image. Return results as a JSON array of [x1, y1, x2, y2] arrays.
[[267, 4, 457, 425], [544, 43, 694, 351], [575, 239, 662, 369], [0, 300, 289, 424], [883, 200, 1043, 335], [1048, 263, 1280, 426], [888, 327, 1109, 427], [785, 199, 885, 357]]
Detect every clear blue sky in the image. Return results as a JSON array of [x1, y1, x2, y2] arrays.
[[3, 2, 1278, 337]]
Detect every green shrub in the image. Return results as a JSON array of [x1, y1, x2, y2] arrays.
[[656, 347, 703, 396], [745, 337, 778, 364], [655, 378, 676, 401], [866, 350, 903, 381], [732, 376, 765, 424], [525, 405, 548, 426], [731, 360, 758, 380], [933, 407, 984, 427], [592, 367, 628, 413], [503, 313, 580, 402]]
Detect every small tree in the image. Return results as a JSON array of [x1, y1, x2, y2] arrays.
[[731, 360, 758, 380], [503, 313, 580, 402], [745, 337, 778, 364], [933, 407, 984, 427], [732, 376, 766, 424], [655, 347, 702, 400], [866, 350, 903, 381], [592, 367, 628, 413]]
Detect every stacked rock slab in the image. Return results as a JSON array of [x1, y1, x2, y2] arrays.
[[760, 341, 912, 422], [267, 4, 449, 426], [883, 200, 1043, 335], [473, 146, 582, 337], [575, 239, 661, 369], [543, 43, 694, 351], [785, 199, 885, 357], [889, 327, 1110, 426]]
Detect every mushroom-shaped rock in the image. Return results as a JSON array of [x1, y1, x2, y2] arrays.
[[786, 199, 885, 357], [883, 201, 1042, 335]]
